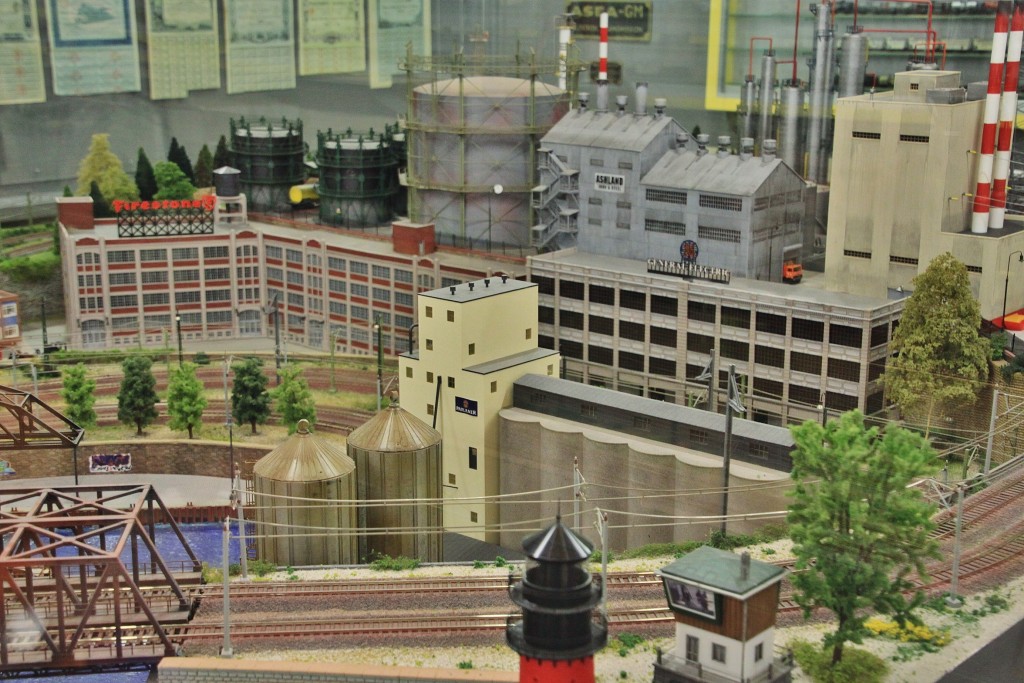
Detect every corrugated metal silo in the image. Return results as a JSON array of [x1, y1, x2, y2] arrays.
[[347, 399, 443, 562], [252, 419, 357, 566], [230, 116, 306, 211], [406, 75, 569, 249]]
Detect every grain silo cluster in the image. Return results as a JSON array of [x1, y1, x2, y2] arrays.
[[251, 403, 442, 567]]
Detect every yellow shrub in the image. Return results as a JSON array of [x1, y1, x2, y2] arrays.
[[865, 617, 950, 646]]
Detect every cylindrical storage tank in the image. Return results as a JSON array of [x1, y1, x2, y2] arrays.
[[230, 117, 306, 212], [347, 400, 443, 563], [757, 51, 778, 147], [407, 76, 569, 248], [739, 76, 757, 140], [213, 166, 241, 197], [252, 419, 357, 566], [316, 129, 397, 228], [389, 124, 408, 217], [778, 80, 806, 175], [838, 29, 869, 98]]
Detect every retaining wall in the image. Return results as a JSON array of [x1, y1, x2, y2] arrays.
[[1, 440, 272, 481], [158, 657, 519, 683]]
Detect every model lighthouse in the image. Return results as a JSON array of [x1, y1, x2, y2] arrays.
[[507, 516, 607, 683]]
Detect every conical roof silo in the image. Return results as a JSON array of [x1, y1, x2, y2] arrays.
[[347, 398, 443, 562], [252, 419, 357, 566]]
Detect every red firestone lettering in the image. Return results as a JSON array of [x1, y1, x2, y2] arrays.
[[112, 200, 125, 213]]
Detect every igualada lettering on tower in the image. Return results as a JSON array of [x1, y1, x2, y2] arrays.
[[647, 258, 731, 284]]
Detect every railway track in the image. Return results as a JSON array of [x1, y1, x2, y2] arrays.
[[173, 607, 673, 642]]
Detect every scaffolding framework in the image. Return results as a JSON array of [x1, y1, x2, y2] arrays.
[[400, 48, 581, 249]]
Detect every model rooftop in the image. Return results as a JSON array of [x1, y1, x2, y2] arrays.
[[418, 274, 534, 304]]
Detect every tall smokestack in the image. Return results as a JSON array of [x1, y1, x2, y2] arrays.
[[973, 0, 1013, 234], [991, 0, 1024, 229], [596, 12, 610, 113], [558, 15, 573, 91]]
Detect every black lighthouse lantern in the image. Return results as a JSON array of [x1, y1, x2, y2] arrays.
[[507, 515, 607, 682]]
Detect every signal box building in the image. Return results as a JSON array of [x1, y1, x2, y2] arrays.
[[398, 277, 559, 543], [655, 547, 791, 683]]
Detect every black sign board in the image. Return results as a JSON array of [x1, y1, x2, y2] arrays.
[[455, 397, 478, 417], [567, 2, 652, 42]]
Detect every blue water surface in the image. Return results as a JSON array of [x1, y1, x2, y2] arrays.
[[35, 522, 241, 683]]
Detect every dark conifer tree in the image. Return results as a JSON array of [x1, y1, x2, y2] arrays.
[[135, 147, 158, 200], [89, 181, 112, 217], [167, 137, 195, 183], [213, 134, 232, 169], [194, 144, 214, 188]]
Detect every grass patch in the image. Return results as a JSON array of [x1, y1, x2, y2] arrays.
[[249, 559, 277, 577], [370, 554, 421, 571], [791, 639, 889, 683], [612, 632, 645, 657], [612, 524, 789, 560]]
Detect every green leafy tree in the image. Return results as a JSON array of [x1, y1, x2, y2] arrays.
[[882, 253, 989, 436], [76, 133, 139, 201], [788, 411, 939, 666], [88, 181, 112, 218], [213, 134, 232, 169], [167, 362, 207, 439], [117, 356, 159, 436], [1002, 353, 1024, 384], [232, 357, 271, 434], [272, 365, 317, 433], [153, 161, 197, 200], [135, 147, 158, 201], [62, 185, 73, 197], [167, 137, 195, 183], [194, 144, 214, 188], [60, 363, 96, 427]]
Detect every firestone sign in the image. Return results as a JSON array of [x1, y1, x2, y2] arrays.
[[112, 196, 216, 213], [114, 195, 217, 238]]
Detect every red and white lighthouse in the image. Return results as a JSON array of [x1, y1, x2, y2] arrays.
[[507, 516, 607, 683]]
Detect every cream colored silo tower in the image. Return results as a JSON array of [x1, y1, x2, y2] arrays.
[[399, 276, 559, 543]]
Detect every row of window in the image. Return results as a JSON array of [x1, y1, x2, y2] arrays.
[[106, 246, 232, 264]]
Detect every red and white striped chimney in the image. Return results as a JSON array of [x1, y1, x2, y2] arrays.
[[596, 12, 609, 112], [990, 0, 1024, 230], [973, 1, 1013, 234]]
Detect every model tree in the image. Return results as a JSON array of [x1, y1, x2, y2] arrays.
[[167, 137, 195, 183], [76, 133, 139, 201], [272, 365, 317, 433], [167, 362, 207, 439], [135, 148, 158, 201], [88, 181, 112, 218], [194, 144, 214, 188], [117, 356, 159, 436], [882, 253, 989, 436], [788, 410, 939, 666], [60, 363, 96, 427], [153, 161, 197, 200], [213, 134, 232, 169], [232, 357, 271, 434]]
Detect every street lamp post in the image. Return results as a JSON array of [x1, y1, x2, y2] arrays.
[[373, 315, 383, 412], [223, 355, 234, 481], [487, 184, 504, 252], [1001, 249, 1023, 333], [175, 315, 183, 366]]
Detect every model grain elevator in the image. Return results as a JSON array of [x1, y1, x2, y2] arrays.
[[404, 53, 569, 249], [347, 398, 443, 562], [252, 419, 357, 566]]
